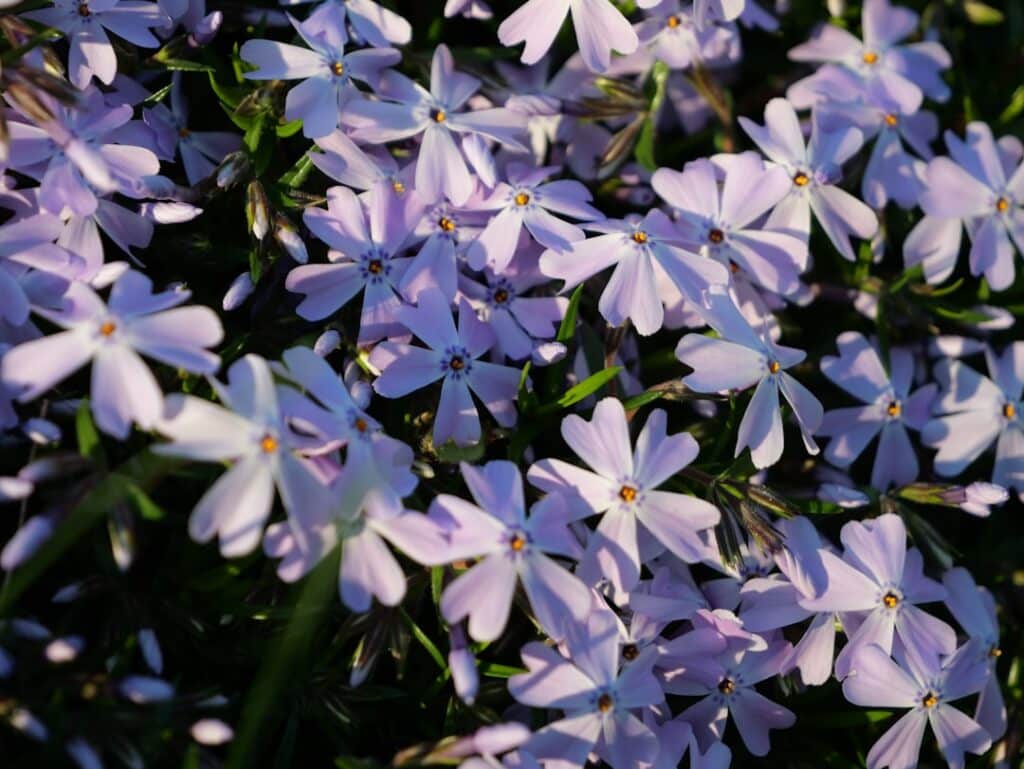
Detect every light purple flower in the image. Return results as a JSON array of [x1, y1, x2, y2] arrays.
[[818, 332, 936, 489], [906, 122, 1024, 290], [466, 164, 601, 273], [345, 45, 528, 205], [540, 211, 729, 336], [739, 98, 878, 262], [1, 271, 222, 438], [940, 482, 1008, 517], [676, 286, 823, 469], [429, 460, 591, 641], [0, 213, 79, 327], [154, 354, 329, 558], [286, 186, 410, 343], [637, 0, 739, 67], [240, 13, 401, 138], [498, 0, 639, 74], [800, 513, 956, 679], [652, 152, 808, 296], [401, 201, 483, 302], [508, 608, 662, 768], [24, 0, 170, 87], [842, 643, 991, 769], [279, 0, 412, 48], [528, 397, 721, 593], [369, 288, 521, 447]]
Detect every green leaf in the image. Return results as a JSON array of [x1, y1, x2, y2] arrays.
[[275, 119, 304, 138], [964, 0, 1004, 24], [208, 70, 249, 110], [621, 389, 665, 412], [542, 366, 621, 413], [141, 82, 173, 106], [435, 439, 486, 464], [478, 662, 527, 678], [153, 57, 215, 72], [998, 85, 1024, 124], [123, 481, 166, 521], [556, 284, 584, 344], [75, 399, 104, 465], [397, 607, 446, 670], [278, 152, 315, 188]]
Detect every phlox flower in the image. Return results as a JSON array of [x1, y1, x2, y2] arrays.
[[345, 44, 528, 205], [402, 201, 483, 302], [278, 0, 411, 48], [636, 0, 739, 67], [528, 397, 721, 593], [497, 0, 638, 74], [369, 288, 521, 447], [154, 354, 328, 558], [818, 331, 936, 489], [739, 98, 878, 262], [508, 608, 663, 769], [240, 12, 401, 138], [539, 211, 729, 336], [842, 643, 991, 769], [676, 286, 823, 469], [429, 460, 592, 642], [652, 152, 808, 296], [638, 0, 745, 30], [922, 344, 1024, 499], [1, 270, 222, 438], [0, 213, 79, 327]]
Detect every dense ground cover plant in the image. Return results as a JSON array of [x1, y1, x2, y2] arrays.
[[0, 0, 1022, 768]]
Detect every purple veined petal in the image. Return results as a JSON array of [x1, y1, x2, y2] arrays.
[[460, 459, 525, 527], [240, 39, 326, 80], [637, 490, 720, 562], [418, 124, 473, 206], [787, 24, 861, 63], [442, 553, 518, 641], [286, 262, 364, 321], [2, 328, 98, 403], [736, 375, 784, 469], [520, 551, 593, 640], [285, 76, 340, 139], [527, 458, 618, 511], [435, 376, 481, 447], [808, 185, 878, 262], [90, 344, 163, 438], [727, 688, 795, 757], [841, 513, 907, 588], [632, 409, 698, 489], [370, 343, 445, 398], [969, 215, 1016, 291], [466, 206, 524, 272], [340, 526, 405, 611], [539, 232, 624, 290], [921, 412, 1002, 477], [680, 695, 730, 753], [919, 157, 994, 219], [787, 612, 837, 685], [929, 705, 992, 769], [189, 453, 274, 557], [509, 641, 597, 709], [523, 207, 584, 253], [127, 306, 222, 373], [722, 156, 793, 228], [863, 710, 928, 769], [598, 710, 660, 768], [871, 421, 918, 490], [154, 395, 258, 461], [430, 44, 480, 110], [525, 712, 602, 765], [651, 161, 719, 222], [588, 506, 640, 593], [498, 0, 572, 67], [676, 335, 767, 393], [819, 406, 885, 467], [778, 371, 823, 454], [570, 0, 638, 73], [799, 549, 879, 613], [561, 397, 633, 480], [842, 644, 920, 708], [600, 249, 663, 335]]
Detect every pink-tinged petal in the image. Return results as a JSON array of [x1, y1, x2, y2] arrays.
[[570, 0, 638, 73], [919, 157, 994, 218], [561, 397, 632, 480], [466, 206, 524, 272], [370, 343, 445, 398], [466, 361, 519, 428], [418, 125, 473, 206], [498, 0, 572, 66], [155, 395, 256, 460], [799, 549, 879, 612], [240, 39, 326, 80], [842, 644, 920, 708], [865, 710, 928, 769], [340, 527, 405, 611], [588, 507, 640, 593], [929, 705, 991, 769], [677, 335, 767, 392], [127, 306, 222, 373], [600, 250, 663, 335], [520, 552, 593, 640], [598, 711, 659, 768], [728, 688, 795, 756], [540, 232, 623, 290], [286, 262, 364, 321], [435, 376, 480, 447], [840, 513, 906, 587], [633, 409, 698, 488], [527, 458, 618, 511], [637, 491, 719, 562], [525, 713, 602, 765], [90, 345, 162, 438], [2, 329, 97, 403], [510, 641, 596, 709], [736, 376, 784, 469], [441, 553, 517, 641], [189, 454, 274, 557]]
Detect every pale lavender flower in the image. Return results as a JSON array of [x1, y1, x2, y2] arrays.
[[154, 354, 329, 558], [906, 123, 1024, 290], [1, 271, 222, 438], [429, 460, 591, 641], [539, 211, 729, 336], [739, 98, 878, 261], [637, 0, 739, 67], [676, 286, 823, 469], [444, 0, 492, 20], [240, 13, 401, 138], [801, 513, 956, 679], [528, 397, 720, 593], [282, 0, 412, 48], [922, 345, 1024, 499], [369, 288, 521, 447], [940, 482, 1008, 517], [508, 608, 662, 768], [345, 45, 528, 205], [0, 213, 79, 326], [498, 0, 639, 74], [285, 186, 410, 343], [818, 332, 936, 489], [653, 152, 808, 296], [842, 643, 991, 769], [24, 0, 170, 87], [401, 201, 483, 301], [466, 164, 601, 273]]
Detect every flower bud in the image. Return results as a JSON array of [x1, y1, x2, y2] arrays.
[[246, 181, 270, 241], [223, 272, 255, 311]]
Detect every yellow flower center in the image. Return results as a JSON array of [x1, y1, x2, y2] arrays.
[[996, 197, 1009, 213], [619, 485, 638, 503], [449, 356, 465, 371], [708, 228, 724, 244], [768, 360, 780, 374], [884, 113, 898, 127], [392, 180, 406, 194], [331, 61, 344, 76], [432, 108, 446, 123], [631, 230, 648, 244], [887, 400, 902, 417], [438, 216, 456, 232], [260, 435, 278, 453], [597, 693, 614, 712], [921, 692, 938, 709], [514, 191, 531, 206], [367, 259, 383, 274], [718, 678, 736, 695], [509, 533, 526, 552], [493, 288, 509, 304], [989, 646, 1002, 658], [100, 321, 117, 337], [882, 592, 899, 609], [1004, 403, 1016, 419], [863, 51, 878, 64], [354, 417, 368, 433], [793, 172, 810, 187], [666, 14, 680, 27]]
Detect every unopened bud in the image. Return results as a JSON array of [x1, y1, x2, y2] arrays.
[[273, 214, 307, 263], [246, 181, 270, 240], [216, 151, 249, 189]]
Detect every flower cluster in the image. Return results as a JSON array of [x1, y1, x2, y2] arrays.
[[0, 0, 1019, 767]]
